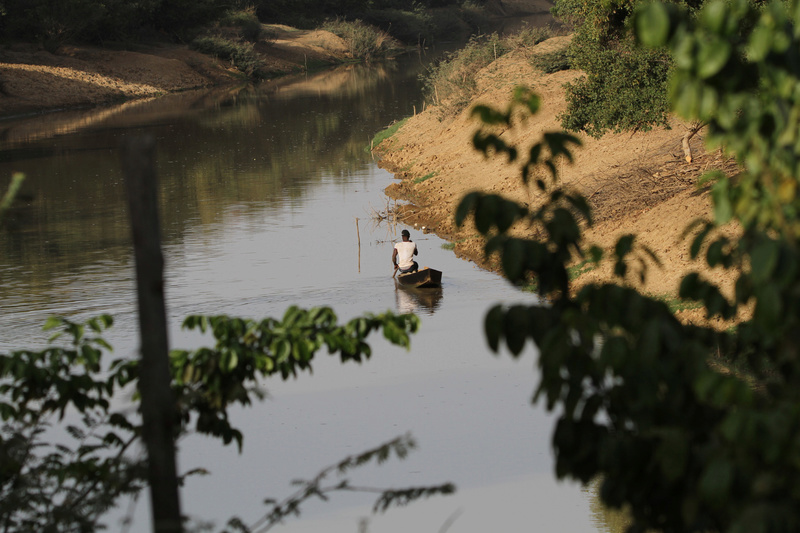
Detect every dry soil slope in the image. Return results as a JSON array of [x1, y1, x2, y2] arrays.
[[379, 36, 738, 301]]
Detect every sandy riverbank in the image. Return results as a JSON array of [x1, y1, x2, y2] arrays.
[[375, 35, 740, 319], [0, 25, 352, 118]]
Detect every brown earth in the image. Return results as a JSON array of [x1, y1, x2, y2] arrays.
[[0, 25, 351, 118], [376, 35, 742, 322]]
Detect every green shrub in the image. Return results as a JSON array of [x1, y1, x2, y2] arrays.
[[322, 18, 400, 60], [220, 8, 259, 27], [360, 8, 434, 43], [191, 36, 267, 79], [559, 35, 671, 137], [220, 8, 264, 42], [239, 19, 264, 42]]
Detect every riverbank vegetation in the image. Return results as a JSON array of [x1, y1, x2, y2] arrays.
[[322, 18, 401, 61], [190, 35, 268, 79], [0, 1, 499, 84], [0, 0, 493, 51], [256, 0, 494, 43], [421, 26, 560, 116]]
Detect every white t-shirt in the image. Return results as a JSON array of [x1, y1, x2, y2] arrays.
[[394, 241, 417, 269]]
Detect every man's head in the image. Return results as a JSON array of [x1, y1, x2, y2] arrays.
[[401, 229, 410, 240]]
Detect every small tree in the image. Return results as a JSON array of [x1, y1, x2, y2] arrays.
[[457, 0, 800, 530], [553, 0, 700, 137]]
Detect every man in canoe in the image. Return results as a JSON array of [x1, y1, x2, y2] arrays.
[[393, 229, 418, 274]]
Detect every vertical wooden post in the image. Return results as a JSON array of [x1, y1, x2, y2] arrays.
[[355, 217, 361, 273], [122, 136, 183, 533]]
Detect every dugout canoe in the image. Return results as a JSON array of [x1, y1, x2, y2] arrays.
[[395, 267, 442, 288]]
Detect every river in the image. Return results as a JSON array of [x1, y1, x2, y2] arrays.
[[0, 53, 614, 532]]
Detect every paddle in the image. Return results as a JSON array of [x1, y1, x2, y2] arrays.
[[392, 265, 398, 278]]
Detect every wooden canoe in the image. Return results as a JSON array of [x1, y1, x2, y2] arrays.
[[396, 267, 442, 288]]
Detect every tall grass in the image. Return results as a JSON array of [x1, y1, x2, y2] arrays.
[[421, 26, 556, 118], [322, 19, 401, 61], [191, 36, 267, 79], [421, 33, 506, 117], [371, 117, 410, 150]]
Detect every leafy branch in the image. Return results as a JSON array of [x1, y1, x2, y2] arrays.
[[1, 306, 423, 530], [224, 434, 456, 533]]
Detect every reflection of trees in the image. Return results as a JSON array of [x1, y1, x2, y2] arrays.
[[0, 57, 427, 292], [394, 285, 443, 315]]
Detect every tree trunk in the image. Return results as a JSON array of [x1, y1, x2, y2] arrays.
[[682, 121, 706, 163], [122, 136, 183, 533]]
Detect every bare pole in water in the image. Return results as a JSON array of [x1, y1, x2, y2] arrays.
[[355, 217, 361, 273], [122, 135, 183, 533]]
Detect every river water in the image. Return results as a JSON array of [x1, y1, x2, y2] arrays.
[[0, 54, 612, 532]]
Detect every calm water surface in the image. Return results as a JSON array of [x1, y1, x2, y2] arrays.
[[0, 55, 614, 532]]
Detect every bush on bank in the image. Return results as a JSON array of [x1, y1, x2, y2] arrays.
[[322, 19, 401, 61], [0, 0, 235, 46], [0, 0, 491, 53], [256, 0, 493, 43], [190, 36, 267, 79]]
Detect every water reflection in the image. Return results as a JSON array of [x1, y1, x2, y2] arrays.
[[0, 57, 433, 347], [394, 284, 443, 315]]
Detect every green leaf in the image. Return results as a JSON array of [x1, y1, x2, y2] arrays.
[[747, 22, 773, 61], [226, 350, 239, 371], [588, 245, 603, 263], [502, 239, 526, 282], [636, 2, 672, 48], [696, 38, 731, 79], [672, 32, 697, 70], [614, 234, 635, 260], [700, 0, 729, 34], [43, 316, 63, 331], [274, 339, 291, 362], [699, 457, 733, 507], [706, 238, 725, 267], [754, 284, 782, 330], [750, 238, 779, 283], [503, 306, 529, 356], [455, 192, 480, 228], [512, 86, 541, 114], [470, 104, 510, 126], [679, 272, 702, 300], [484, 305, 504, 353], [474, 195, 498, 234], [710, 179, 733, 224]]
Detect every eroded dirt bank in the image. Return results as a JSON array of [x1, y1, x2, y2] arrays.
[[376, 35, 739, 304], [0, 25, 351, 118]]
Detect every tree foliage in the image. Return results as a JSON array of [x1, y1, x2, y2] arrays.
[[0, 0, 243, 44], [553, 0, 699, 136], [0, 308, 422, 529], [458, 0, 800, 530]]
